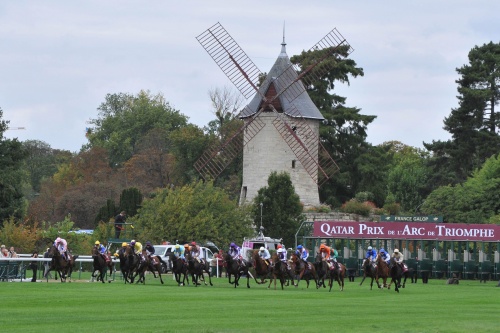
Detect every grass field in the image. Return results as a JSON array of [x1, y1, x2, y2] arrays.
[[1, 272, 499, 333]]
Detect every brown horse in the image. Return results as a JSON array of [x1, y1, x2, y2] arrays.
[[224, 253, 253, 288], [91, 247, 114, 283], [327, 261, 346, 292], [124, 245, 145, 284], [375, 253, 389, 289], [388, 257, 403, 293], [47, 245, 78, 282], [359, 258, 378, 290], [166, 251, 189, 286], [252, 250, 272, 284], [186, 253, 213, 287], [289, 253, 318, 288], [267, 254, 289, 290]]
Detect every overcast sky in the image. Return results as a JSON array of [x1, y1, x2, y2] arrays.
[[1, 1, 499, 152]]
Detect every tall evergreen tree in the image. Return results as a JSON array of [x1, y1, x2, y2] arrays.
[[0, 108, 29, 222], [424, 42, 500, 186]]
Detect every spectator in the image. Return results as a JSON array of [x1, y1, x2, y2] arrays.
[[43, 248, 53, 279], [9, 246, 18, 258], [114, 211, 126, 238], [29, 251, 39, 282], [1, 245, 8, 257]]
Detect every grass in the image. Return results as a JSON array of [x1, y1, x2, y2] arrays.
[[1, 272, 499, 333]]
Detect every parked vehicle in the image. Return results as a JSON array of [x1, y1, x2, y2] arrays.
[[241, 227, 282, 260]]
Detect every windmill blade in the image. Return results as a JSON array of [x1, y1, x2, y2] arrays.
[[196, 22, 263, 99], [274, 28, 353, 105], [194, 111, 265, 180]]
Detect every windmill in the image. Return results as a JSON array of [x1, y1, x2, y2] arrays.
[[195, 22, 353, 206]]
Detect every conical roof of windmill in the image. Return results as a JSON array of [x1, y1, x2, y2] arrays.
[[240, 40, 324, 121]]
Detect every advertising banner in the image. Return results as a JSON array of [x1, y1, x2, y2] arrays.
[[313, 221, 500, 241]]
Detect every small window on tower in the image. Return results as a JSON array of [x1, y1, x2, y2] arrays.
[[292, 160, 296, 169], [242, 186, 247, 198]]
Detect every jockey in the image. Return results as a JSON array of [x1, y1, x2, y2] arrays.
[[330, 246, 339, 270], [54, 237, 69, 261], [392, 249, 408, 272], [228, 242, 242, 265], [295, 245, 309, 264], [258, 246, 271, 266], [173, 244, 185, 261], [114, 242, 128, 258], [365, 246, 377, 264], [94, 241, 109, 261], [144, 241, 156, 262], [130, 240, 145, 262], [277, 244, 287, 259], [190, 242, 204, 264], [319, 244, 333, 269], [379, 248, 391, 265], [277, 248, 287, 265]]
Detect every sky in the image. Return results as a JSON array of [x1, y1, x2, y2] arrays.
[[1, 1, 499, 152]]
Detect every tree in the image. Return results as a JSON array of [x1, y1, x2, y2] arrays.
[[424, 42, 500, 187], [86, 90, 189, 166], [290, 46, 378, 207], [422, 153, 500, 223], [205, 86, 243, 136], [252, 171, 303, 247], [386, 144, 430, 212], [0, 108, 29, 223], [132, 181, 253, 247]]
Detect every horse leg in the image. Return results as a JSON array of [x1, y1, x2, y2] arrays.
[[359, 274, 366, 286]]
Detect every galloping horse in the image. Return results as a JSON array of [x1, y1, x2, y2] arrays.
[[375, 253, 389, 289], [186, 253, 213, 287], [359, 257, 378, 290], [289, 253, 318, 288], [224, 253, 253, 288], [124, 245, 145, 284], [48, 245, 78, 282], [138, 253, 165, 285], [91, 247, 114, 283], [313, 253, 345, 292], [166, 251, 189, 286], [267, 254, 290, 290], [117, 246, 131, 283], [388, 257, 403, 293], [252, 250, 272, 284]]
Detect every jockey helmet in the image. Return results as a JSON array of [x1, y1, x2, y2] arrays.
[[175, 244, 180, 249], [56, 237, 61, 243], [230, 242, 236, 248], [297, 245, 303, 250], [191, 241, 196, 246], [277, 248, 284, 253], [146, 241, 151, 245], [259, 247, 265, 252], [277, 244, 282, 249], [95, 241, 100, 245], [319, 244, 326, 250], [394, 249, 399, 253], [130, 240, 136, 246], [122, 242, 128, 247], [367, 246, 372, 250]]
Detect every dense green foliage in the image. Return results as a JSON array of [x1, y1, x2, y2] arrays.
[[252, 172, 303, 247], [425, 42, 500, 186], [0, 277, 498, 333], [132, 181, 253, 247]]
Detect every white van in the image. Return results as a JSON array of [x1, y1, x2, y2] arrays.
[[153, 244, 215, 272]]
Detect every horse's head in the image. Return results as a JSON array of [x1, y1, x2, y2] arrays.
[[91, 246, 99, 257], [48, 245, 58, 257]]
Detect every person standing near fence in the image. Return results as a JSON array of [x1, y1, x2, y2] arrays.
[[114, 211, 126, 239], [30, 251, 38, 282]]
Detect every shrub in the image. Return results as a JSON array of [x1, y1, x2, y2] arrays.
[[341, 200, 371, 216]]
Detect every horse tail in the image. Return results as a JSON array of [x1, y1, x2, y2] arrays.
[[156, 255, 166, 265]]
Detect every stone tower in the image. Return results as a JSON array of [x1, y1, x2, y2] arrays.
[[238, 40, 324, 207]]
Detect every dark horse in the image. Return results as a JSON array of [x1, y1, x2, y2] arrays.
[[314, 253, 345, 292], [359, 258, 379, 290], [375, 254, 389, 289], [117, 246, 131, 283], [124, 245, 146, 284], [388, 257, 404, 293], [47, 245, 78, 282], [166, 251, 189, 286], [267, 254, 291, 290], [186, 253, 213, 287], [224, 253, 253, 288], [289, 253, 318, 288], [137, 253, 166, 285], [252, 250, 273, 284], [91, 247, 114, 283]]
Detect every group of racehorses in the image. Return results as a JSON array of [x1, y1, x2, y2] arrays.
[[359, 253, 410, 293], [47, 246, 407, 293]]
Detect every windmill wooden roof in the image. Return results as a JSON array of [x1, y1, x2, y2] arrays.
[[239, 42, 324, 121]]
